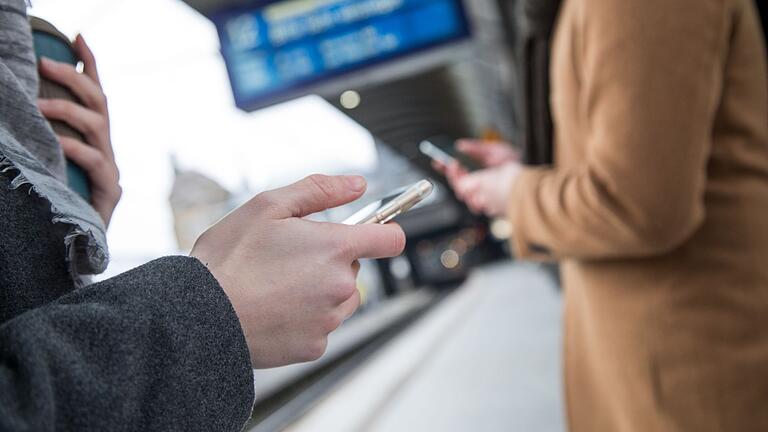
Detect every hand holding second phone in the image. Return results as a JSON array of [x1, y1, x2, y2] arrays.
[[445, 161, 521, 217], [433, 139, 522, 218], [191, 175, 406, 368]]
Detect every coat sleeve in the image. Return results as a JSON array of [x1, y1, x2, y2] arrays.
[[508, 0, 730, 260], [0, 256, 255, 431]]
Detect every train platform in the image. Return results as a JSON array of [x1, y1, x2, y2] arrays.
[[286, 262, 566, 432]]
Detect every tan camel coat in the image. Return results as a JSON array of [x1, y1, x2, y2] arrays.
[[508, 0, 768, 430]]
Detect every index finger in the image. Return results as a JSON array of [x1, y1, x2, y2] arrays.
[[74, 34, 101, 85], [431, 159, 447, 175], [338, 223, 406, 260], [256, 174, 367, 219]]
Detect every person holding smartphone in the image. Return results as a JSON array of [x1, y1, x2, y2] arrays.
[[438, 0, 768, 430], [0, 2, 405, 430]]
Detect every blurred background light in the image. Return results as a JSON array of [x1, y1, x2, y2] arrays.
[[340, 90, 361, 110]]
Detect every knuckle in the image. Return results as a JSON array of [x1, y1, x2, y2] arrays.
[[330, 235, 355, 260], [45, 99, 64, 115], [90, 93, 109, 113], [80, 157, 104, 173], [389, 227, 406, 255], [333, 279, 357, 303], [57, 62, 74, 75], [253, 191, 279, 212], [341, 240, 358, 261], [82, 116, 103, 136], [96, 115, 109, 131], [60, 137, 78, 152], [306, 174, 335, 200], [321, 313, 342, 334], [74, 147, 90, 162], [303, 338, 328, 362], [84, 150, 104, 167], [60, 67, 79, 84], [111, 184, 123, 201], [45, 60, 64, 75], [62, 102, 77, 118]]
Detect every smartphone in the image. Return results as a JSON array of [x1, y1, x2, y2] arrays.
[[419, 137, 480, 172], [343, 180, 434, 225]]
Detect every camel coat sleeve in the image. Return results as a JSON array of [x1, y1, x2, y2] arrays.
[[508, 0, 730, 260]]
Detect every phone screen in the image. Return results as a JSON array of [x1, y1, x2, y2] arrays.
[[419, 137, 480, 172]]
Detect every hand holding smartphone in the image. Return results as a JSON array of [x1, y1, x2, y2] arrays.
[[343, 180, 434, 225]]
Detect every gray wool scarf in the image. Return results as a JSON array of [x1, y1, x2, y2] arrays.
[[0, 0, 108, 282]]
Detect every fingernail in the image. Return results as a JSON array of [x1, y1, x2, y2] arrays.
[[39, 57, 54, 67], [347, 176, 366, 192], [37, 98, 48, 107]]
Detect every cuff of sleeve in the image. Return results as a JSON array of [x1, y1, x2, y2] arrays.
[[507, 167, 556, 261], [117, 256, 255, 427]]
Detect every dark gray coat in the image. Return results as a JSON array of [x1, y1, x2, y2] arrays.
[[0, 174, 255, 431]]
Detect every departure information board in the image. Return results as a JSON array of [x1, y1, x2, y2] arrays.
[[212, 0, 471, 110]]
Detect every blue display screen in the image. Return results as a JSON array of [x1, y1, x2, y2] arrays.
[[212, 0, 471, 110]]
